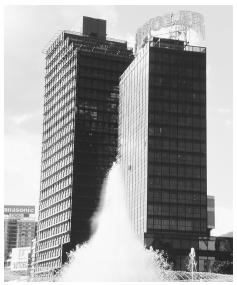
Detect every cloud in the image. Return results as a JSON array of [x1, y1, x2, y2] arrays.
[[10, 112, 40, 125], [124, 33, 135, 50], [216, 107, 231, 114], [4, 131, 41, 210], [90, 6, 119, 28], [225, 119, 232, 127], [5, 112, 42, 135]]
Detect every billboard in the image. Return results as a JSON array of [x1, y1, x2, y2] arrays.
[[4, 205, 35, 215], [10, 247, 31, 271]]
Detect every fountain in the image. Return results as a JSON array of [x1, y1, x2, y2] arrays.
[[57, 163, 170, 281], [188, 247, 197, 281], [54, 163, 232, 282]]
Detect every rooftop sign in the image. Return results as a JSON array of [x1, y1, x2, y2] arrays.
[[4, 205, 35, 214]]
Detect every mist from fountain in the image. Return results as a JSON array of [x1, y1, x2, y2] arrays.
[[54, 163, 233, 282], [58, 163, 170, 282]]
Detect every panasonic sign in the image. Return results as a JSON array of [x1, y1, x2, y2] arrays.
[[4, 205, 35, 214]]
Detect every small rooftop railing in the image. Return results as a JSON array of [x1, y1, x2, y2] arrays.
[[63, 30, 127, 44], [150, 40, 206, 53]]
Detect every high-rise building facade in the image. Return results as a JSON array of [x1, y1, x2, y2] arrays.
[[119, 37, 207, 270], [35, 17, 133, 279]]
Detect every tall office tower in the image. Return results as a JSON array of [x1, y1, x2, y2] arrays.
[[119, 37, 207, 270], [34, 16, 133, 279]]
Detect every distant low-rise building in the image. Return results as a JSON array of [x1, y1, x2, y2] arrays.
[[10, 247, 31, 273], [4, 205, 36, 263], [207, 196, 215, 234]]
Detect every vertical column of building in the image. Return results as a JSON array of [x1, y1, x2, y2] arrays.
[[119, 44, 149, 240], [145, 39, 207, 269], [34, 33, 77, 279], [69, 37, 133, 248], [147, 40, 207, 237]]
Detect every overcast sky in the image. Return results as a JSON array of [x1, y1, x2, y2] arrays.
[[4, 5, 233, 236]]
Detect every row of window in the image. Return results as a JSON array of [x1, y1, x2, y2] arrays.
[[78, 77, 121, 91], [43, 96, 75, 132], [36, 247, 61, 262], [45, 74, 75, 104], [148, 129, 206, 141], [148, 165, 205, 178], [42, 132, 73, 158], [148, 176, 206, 190], [149, 123, 205, 132], [149, 103, 205, 115], [148, 137, 205, 148], [78, 66, 120, 81], [147, 204, 206, 218], [45, 64, 76, 97], [44, 81, 75, 119], [39, 187, 71, 212], [148, 153, 205, 167], [39, 197, 71, 221], [38, 220, 70, 241], [41, 154, 73, 181], [42, 122, 74, 147], [77, 110, 118, 124], [41, 164, 72, 190], [150, 92, 206, 104], [150, 76, 205, 91], [148, 191, 206, 204], [149, 64, 205, 79], [43, 113, 74, 141], [149, 149, 205, 161], [40, 175, 72, 201], [147, 217, 206, 232], [148, 145, 205, 157], [45, 52, 76, 85], [39, 211, 70, 232], [42, 145, 73, 171], [46, 35, 69, 65], [45, 41, 76, 89], [149, 114, 205, 126], [150, 50, 205, 68], [35, 257, 61, 273], [77, 53, 130, 71], [37, 233, 68, 252]]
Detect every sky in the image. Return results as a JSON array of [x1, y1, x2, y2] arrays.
[[4, 5, 233, 236]]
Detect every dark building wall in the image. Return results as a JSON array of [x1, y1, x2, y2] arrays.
[[70, 50, 133, 245], [147, 42, 207, 236]]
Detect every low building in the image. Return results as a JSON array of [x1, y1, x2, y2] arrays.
[[198, 236, 233, 273], [207, 196, 215, 235], [10, 247, 31, 273], [4, 205, 36, 263]]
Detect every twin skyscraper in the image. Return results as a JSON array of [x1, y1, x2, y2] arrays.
[[34, 16, 208, 279]]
